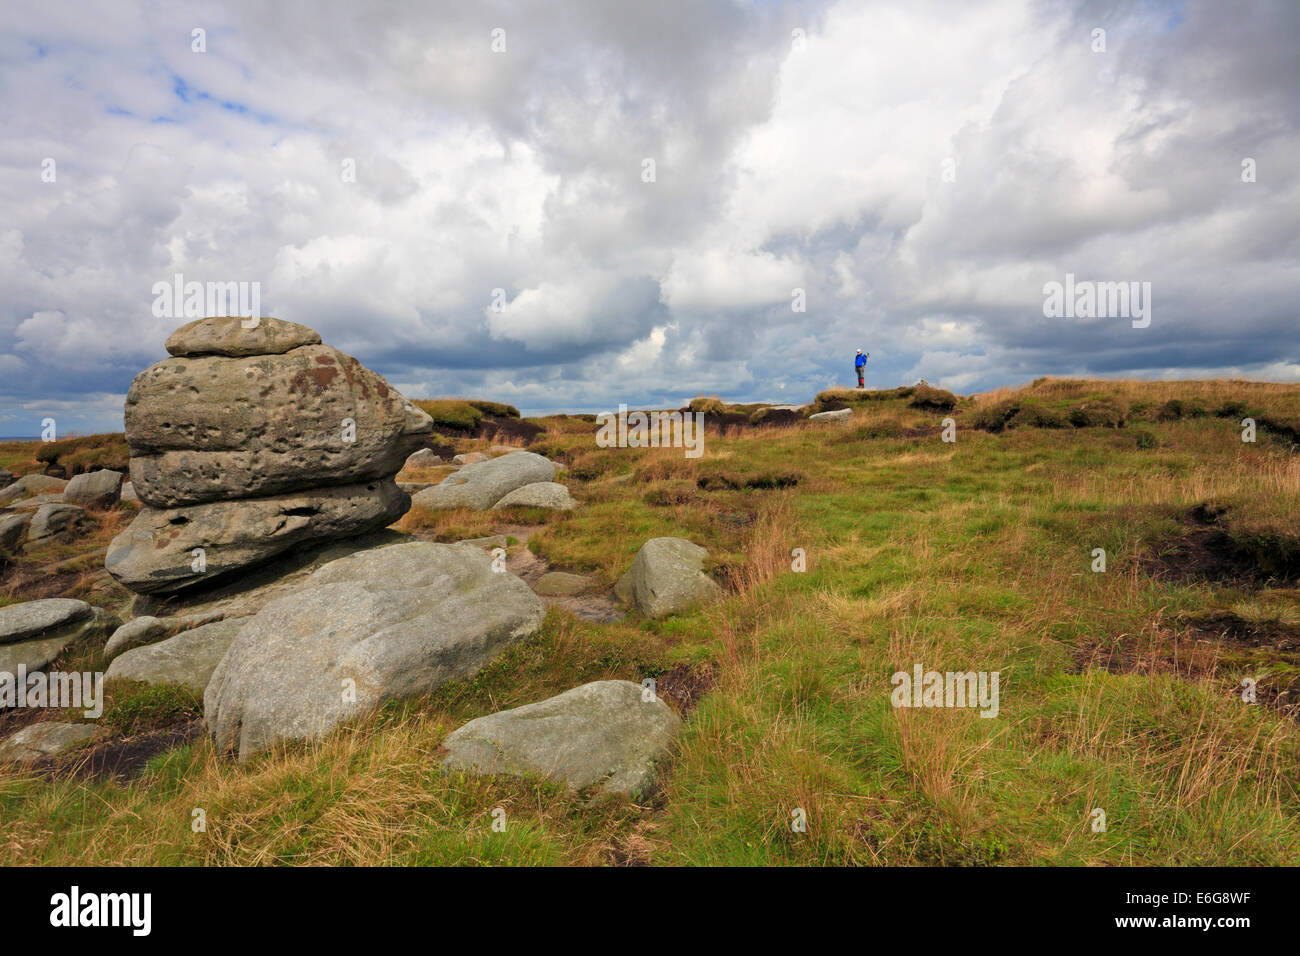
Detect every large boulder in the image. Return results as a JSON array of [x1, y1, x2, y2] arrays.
[[105, 479, 409, 594], [205, 541, 546, 761], [125, 344, 433, 507], [106, 618, 246, 692], [165, 315, 322, 358], [63, 469, 124, 509], [0, 474, 67, 506], [614, 537, 723, 619], [440, 680, 681, 798], [493, 482, 577, 511], [412, 452, 556, 510]]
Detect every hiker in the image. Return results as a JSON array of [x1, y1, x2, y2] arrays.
[[855, 349, 868, 388]]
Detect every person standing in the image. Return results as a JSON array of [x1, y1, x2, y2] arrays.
[[855, 349, 868, 388]]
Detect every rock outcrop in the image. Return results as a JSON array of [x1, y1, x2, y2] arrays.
[[106, 618, 247, 693], [106, 317, 432, 594], [614, 537, 723, 619], [205, 540, 545, 761], [493, 482, 577, 511], [440, 680, 681, 798]]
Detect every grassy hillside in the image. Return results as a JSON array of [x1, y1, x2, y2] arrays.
[[1, 378, 1298, 865]]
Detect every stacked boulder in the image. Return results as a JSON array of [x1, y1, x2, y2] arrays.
[[105, 317, 433, 593]]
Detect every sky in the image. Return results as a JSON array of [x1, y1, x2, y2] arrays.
[[0, 0, 1296, 435]]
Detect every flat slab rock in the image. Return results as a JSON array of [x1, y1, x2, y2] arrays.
[[106, 618, 247, 693], [440, 680, 681, 798], [0, 598, 91, 645], [0, 474, 67, 506], [205, 540, 546, 761], [0, 722, 98, 763], [0, 606, 119, 674], [808, 407, 853, 421], [165, 315, 322, 357]]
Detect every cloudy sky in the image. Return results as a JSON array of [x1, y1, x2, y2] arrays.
[[1, 0, 1296, 434]]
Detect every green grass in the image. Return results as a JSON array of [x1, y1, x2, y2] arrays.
[[1, 378, 1298, 865]]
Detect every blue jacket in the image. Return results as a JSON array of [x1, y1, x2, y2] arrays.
[[855, 353, 866, 368]]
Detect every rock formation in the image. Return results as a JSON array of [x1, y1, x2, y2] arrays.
[[106, 317, 433, 593]]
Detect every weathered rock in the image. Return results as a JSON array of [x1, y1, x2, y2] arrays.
[[808, 407, 853, 421], [120, 481, 139, 502], [0, 722, 98, 763], [165, 315, 322, 357], [0, 598, 91, 645], [0, 468, 12, 486], [63, 469, 124, 509], [440, 680, 681, 798], [397, 481, 434, 494], [534, 571, 594, 596], [124, 344, 433, 506], [9, 494, 65, 511], [0, 513, 30, 551], [412, 452, 557, 511], [614, 537, 723, 619], [452, 452, 490, 466], [0, 474, 67, 506], [107, 618, 247, 692], [104, 610, 226, 661], [0, 606, 119, 674], [493, 482, 577, 511], [403, 448, 443, 469], [26, 503, 85, 543], [105, 479, 410, 594], [205, 541, 546, 761]]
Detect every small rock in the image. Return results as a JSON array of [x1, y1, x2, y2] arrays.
[[0, 513, 30, 552], [26, 503, 86, 543], [0, 723, 98, 763], [63, 469, 124, 509], [493, 482, 577, 511], [440, 680, 681, 798], [403, 448, 443, 469], [104, 616, 168, 661], [106, 618, 247, 692], [452, 452, 490, 466], [120, 481, 139, 502], [808, 408, 853, 421], [534, 571, 594, 596], [455, 535, 508, 550], [614, 538, 723, 619], [9, 494, 65, 511]]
